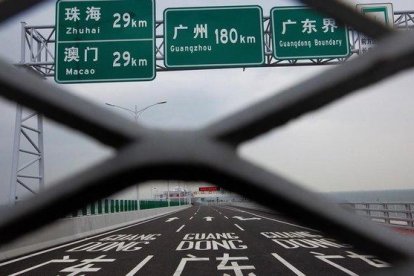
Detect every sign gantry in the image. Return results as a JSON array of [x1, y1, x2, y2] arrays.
[[18, 7, 414, 79]]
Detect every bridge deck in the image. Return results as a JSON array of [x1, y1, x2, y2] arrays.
[[0, 206, 393, 275]]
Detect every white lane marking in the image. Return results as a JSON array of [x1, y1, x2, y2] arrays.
[[224, 216, 229, 219], [224, 206, 315, 231], [311, 252, 358, 276], [194, 213, 197, 215], [176, 225, 185, 233], [271, 253, 305, 276], [233, 216, 261, 221], [234, 224, 245, 231], [203, 216, 214, 222], [166, 217, 179, 222], [9, 256, 76, 276], [173, 254, 209, 276], [189, 216, 193, 220], [126, 255, 154, 276], [0, 208, 187, 267]]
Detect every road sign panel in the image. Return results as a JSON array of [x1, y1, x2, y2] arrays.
[[55, 0, 155, 83], [164, 6, 264, 69], [356, 3, 394, 55], [271, 6, 350, 59]]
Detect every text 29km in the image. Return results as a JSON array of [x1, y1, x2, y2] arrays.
[[113, 51, 148, 67], [112, 13, 148, 28]]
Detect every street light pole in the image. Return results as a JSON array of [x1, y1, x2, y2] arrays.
[[151, 187, 157, 199], [167, 180, 170, 207], [105, 101, 167, 123], [105, 101, 167, 210]]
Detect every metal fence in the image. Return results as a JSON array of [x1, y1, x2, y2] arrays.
[[2, 0, 414, 274], [344, 203, 414, 229]]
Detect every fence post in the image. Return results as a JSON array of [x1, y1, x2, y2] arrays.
[[406, 204, 413, 228], [384, 203, 390, 225]]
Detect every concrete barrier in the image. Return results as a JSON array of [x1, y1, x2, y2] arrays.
[[0, 205, 190, 261]]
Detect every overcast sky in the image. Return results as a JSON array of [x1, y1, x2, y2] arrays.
[[0, 0, 413, 205]]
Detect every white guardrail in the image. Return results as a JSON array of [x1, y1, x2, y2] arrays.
[[228, 200, 414, 229], [342, 203, 414, 229]]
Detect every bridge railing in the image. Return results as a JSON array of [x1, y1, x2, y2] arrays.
[[229, 199, 414, 229], [342, 203, 414, 229]]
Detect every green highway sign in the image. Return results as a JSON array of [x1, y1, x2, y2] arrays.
[[271, 6, 350, 59], [356, 3, 394, 55], [357, 4, 393, 25], [55, 0, 155, 83], [164, 6, 264, 68]]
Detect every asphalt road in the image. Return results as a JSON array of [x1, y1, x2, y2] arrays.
[[0, 205, 392, 275]]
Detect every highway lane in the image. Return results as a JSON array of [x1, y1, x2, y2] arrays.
[[0, 205, 392, 275]]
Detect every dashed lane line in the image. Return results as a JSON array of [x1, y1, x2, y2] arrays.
[[126, 255, 154, 276], [176, 225, 186, 233], [189, 216, 194, 220], [234, 224, 245, 231]]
